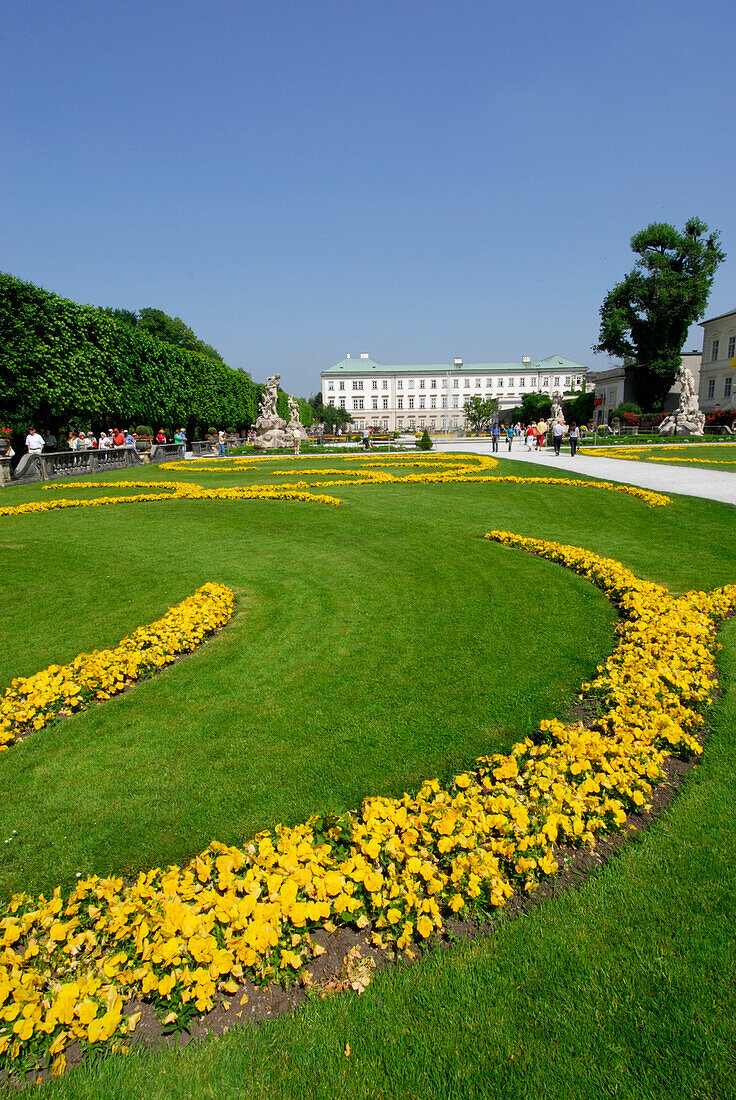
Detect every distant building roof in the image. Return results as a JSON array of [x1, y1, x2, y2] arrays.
[[322, 353, 589, 375], [700, 308, 736, 326]]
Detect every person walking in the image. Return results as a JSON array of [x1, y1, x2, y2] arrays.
[[569, 422, 580, 456], [506, 425, 514, 452], [218, 429, 227, 457], [552, 419, 564, 456], [491, 423, 500, 452], [525, 423, 536, 451], [174, 427, 186, 458]]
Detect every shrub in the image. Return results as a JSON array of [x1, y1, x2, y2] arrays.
[[417, 428, 433, 450], [135, 425, 153, 436]]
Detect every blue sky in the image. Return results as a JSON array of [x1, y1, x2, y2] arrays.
[[3, 0, 735, 395]]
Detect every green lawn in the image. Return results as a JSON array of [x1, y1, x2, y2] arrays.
[[578, 442, 736, 470], [2, 454, 735, 1096]]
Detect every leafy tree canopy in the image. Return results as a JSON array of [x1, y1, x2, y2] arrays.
[[101, 306, 228, 366], [594, 217, 725, 410], [463, 395, 499, 431]]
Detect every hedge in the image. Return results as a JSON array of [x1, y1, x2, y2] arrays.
[[0, 273, 260, 441]]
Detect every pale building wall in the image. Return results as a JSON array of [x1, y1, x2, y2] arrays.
[[699, 309, 736, 411]]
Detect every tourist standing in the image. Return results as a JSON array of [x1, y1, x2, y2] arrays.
[[43, 428, 57, 452], [293, 426, 301, 455], [112, 428, 125, 447], [174, 427, 186, 458], [491, 423, 500, 452], [155, 429, 167, 445], [569, 422, 580, 456], [506, 425, 514, 451], [218, 429, 227, 457], [25, 428, 45, 454]]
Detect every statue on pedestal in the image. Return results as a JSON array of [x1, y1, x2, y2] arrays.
[[254, 374, 291, 450], [550, 391, 565, 425], [658, 365, 705, 436], [287, 394, 309, 442]]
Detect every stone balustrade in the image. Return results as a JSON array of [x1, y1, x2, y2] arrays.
[[9, 447, 143, 485]]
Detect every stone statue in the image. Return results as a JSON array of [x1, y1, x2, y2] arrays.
[[253, 375, 309, 450], [254, 374, 290, 450], [658, 364, 705, 436], [287, 394, 308, 441], [550, 391, 565, 424]]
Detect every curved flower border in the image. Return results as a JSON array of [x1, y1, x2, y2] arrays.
[[2, 534, 732, 1078], [0, 585, 235, 752]]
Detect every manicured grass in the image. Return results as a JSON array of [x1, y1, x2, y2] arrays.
[[578, 442, 736, 470], [2, 453, 736, 1096]]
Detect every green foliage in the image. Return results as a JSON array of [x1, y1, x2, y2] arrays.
[[101, 305, 227, 365], [594, 218, 726, 410], [417, 428, 433, 450], [520, 392, 552, 422], [563, 391, 596, 425], [296, 398, 313, 428], [611, 402, 642, 419], [0, 273, 260, 436], [463, 395, 500, 431]]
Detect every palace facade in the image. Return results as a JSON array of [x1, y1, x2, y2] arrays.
[[320, 353, 589, 432]]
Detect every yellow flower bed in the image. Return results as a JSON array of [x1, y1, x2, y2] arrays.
[[0, 584, 235, 752], [2, 534, 732, 1078], [0, 483, 341, 521]]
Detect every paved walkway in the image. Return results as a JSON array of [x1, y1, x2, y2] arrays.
[[432, 438, 736, 506]]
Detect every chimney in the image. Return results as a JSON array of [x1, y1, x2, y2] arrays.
[[453, 357, 463, 367], [346, 353, 351, 358], [522, 356, 531, 366], [360, 352, 369, 359]]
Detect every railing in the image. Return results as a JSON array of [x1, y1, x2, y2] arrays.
[[9, 447, 142, 485]]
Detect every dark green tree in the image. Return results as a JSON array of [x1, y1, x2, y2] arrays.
[[594, 218, 725, 410], [463, 395, 499, 431], [519, 392, 551, 422]]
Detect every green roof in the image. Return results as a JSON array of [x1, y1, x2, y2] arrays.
[[322, 355, 588, 375]]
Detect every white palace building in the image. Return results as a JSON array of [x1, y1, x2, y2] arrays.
[[320, 353, 589, 433]]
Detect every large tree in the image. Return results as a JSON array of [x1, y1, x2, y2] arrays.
[[463, 395, 499, 431], [594, 218, 725, 410]]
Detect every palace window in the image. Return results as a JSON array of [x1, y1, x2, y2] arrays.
[[408, 379, 414, 389], [397, 397, 403, 409], [712, 339, 720, 362], [728, 336, 735, 359], [725, 377, 732, 398], [707, 378, 716, 398], [354, 397, 364, 410], [497, 378, 503, 387], [464, 378, 470, 388], [372, 380, 378, 389], [339, 381, 345, 390], [382, 379, 389, 389], [442, 395, 447, 408], [340, 398, 346, 408], [328, 381, 334, 390], [419, 379, 425, 389], [542, 376, 549, 387], [430, 396, 436, 408], [352, 380, 364, 390], [408, 397, 414, 409], [508, 377, 514, 387], [397, 418, 404, 429], [419, 396, 425, 408], [397, 379, 403, 390], [453, 378, 459, 388], [475, 378, 482, 388], [518, 377, 525, 388], [452, 395, 459, 407], [431, 379, 437, 389], [554, 376, 560, 386], [382, 397, 389, 409], [372, 398, 378, 409], [565, 376, 571, 385]]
